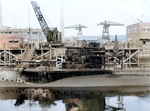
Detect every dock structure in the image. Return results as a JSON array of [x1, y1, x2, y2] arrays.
[[0, 46, 142, 71], [0, 40, 148, 72], [0, 45, 66, 71], [105, 47, 140, 69], [0, 49, 24, 66], [0, 42, 150, 84], [15, 46, 35, 71]]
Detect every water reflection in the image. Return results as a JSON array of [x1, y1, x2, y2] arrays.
[[0, 87, 150, 111]]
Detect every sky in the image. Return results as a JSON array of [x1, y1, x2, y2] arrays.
[[1, 0, 150, 37]]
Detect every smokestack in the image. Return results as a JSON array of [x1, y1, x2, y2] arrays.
[[113, 35, 119, 56], [0, 0, 2, 29], [60, 0, 64, 43]]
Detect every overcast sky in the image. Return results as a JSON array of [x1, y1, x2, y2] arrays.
[[1, 0, 150, 37]]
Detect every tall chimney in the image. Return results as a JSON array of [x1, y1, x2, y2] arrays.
[[60, 0, 64, 43], [0, 0, 2, 29]]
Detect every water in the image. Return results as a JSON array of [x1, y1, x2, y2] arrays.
[[0, 87, 150, 111]]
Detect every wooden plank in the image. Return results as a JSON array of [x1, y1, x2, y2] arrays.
[[34, 50, 50, 60], [123, 50, 138, 63]]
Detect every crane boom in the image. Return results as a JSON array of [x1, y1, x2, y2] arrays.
[[31, 1, 61, 43], [98, 21, 124, 26], [65, 24, 87, 29]]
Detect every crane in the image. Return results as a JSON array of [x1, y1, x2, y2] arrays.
[[31, 1, 62, 44], [97, 20, 124, 42], [65, 24, 87, 36]]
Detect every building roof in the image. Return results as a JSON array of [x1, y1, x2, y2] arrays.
[[127, 22, 150, 27]]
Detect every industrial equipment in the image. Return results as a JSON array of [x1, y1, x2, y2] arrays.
[[65, 24, 87, 36], [97, 20, 124, 42], [31, 1, 62, 44]]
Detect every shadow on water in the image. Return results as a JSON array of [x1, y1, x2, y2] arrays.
[[0, 87, 150, 111]]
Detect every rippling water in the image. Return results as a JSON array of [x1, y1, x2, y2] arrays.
[[0, 87, 150, 111]]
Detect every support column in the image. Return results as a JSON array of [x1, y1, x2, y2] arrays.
[[0, 50, 1, 63], [138, 49, 139, 67], [122, 49, 124, 69], [50, 49, 51, 60], [0, 0, 2, 29], [41, 48, 43, 60], [129, 49, 131, 67], [104, 57, 105, 69], [21, 49, 23, 56], [4, 50, 6, 66], [108, 49, 110, 69], [9, 50, 10, 66]]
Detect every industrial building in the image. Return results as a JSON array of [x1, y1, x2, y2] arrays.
[[0, 34, 23, 49], [0, 28, 43, 41], [126, 22, 150, 47]]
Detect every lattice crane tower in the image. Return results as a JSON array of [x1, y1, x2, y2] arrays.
[[31, 1, 61, 44], [97, 20, 124, 42], [65, 24, 87, 36]]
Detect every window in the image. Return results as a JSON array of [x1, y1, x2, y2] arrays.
[[134, 27, 137, 33], [128, 29, 130, 34], [147, 28, 150, 31], [32, 32, 38, 34], [9, 41, 13, 43], [143, 27, 150, 32], [128, 26, 138, 34], [143, 28, 146, 32], [14, 41, 18, 43]]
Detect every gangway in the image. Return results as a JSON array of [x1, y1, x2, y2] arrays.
[[21, 46, 35, 61], [15, 46, 35, 72]]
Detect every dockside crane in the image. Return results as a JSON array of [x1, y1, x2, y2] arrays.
[[31, 1, 62, 44], [97, 20, 124, 42], [65, 24, 87, 36]]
